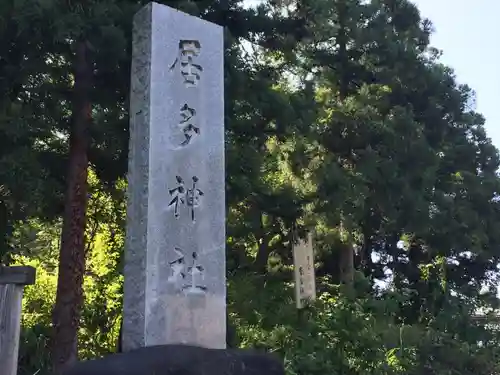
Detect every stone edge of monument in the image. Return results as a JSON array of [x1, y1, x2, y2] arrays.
[[150, 1, 224, 28], [122, 0, 153, 352], [0, 266, 36, 285]]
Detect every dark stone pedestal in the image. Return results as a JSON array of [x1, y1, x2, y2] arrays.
[[62, 344, 285, 375]]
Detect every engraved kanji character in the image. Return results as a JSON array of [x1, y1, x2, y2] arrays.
[[179, 103, 200, 146], [168, 176, 186, 218], [169, 40, 203, 87]]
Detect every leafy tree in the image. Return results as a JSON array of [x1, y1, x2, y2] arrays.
[[2, 0, 133, 371]]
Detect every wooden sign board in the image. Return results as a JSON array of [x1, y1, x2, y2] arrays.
[[293, 232, 316, 309]]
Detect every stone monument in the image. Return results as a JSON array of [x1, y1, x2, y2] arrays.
[[123, 2, 226, 351]]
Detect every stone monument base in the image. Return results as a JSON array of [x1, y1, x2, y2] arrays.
[[61, 344, 285, 375]]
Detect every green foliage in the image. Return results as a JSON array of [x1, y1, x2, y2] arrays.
[[2, 0, 500, 374], [231, 272, 500, 375], [11, 170, 125, 374]]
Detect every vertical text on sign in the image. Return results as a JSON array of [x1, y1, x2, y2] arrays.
[[167, 35, 206, 300]]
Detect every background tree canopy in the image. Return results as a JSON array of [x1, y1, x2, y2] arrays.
[[1, 0, 500, 374]]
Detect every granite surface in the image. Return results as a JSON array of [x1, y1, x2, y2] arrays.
[[123, 2, 225, 351]]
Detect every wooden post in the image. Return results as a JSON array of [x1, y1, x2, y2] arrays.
[[0, 266, 36, 375]]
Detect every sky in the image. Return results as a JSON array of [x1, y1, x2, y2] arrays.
[[413, 0, 500, 149], [243, 0, 500, 149]]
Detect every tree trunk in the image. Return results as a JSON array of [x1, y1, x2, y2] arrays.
[[358, 217, 375, 279], [337, 0, 348, 99], [253, 211, 271, 273], [337, 0, 354, 286], [339, 242, 354, 285], [117, 320, 123, 353], [0, 202, 11, 264], [51, 40, 92, 374]]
